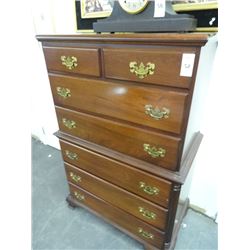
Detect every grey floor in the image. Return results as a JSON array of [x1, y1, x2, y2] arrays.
[[32, 138, 217, 250]]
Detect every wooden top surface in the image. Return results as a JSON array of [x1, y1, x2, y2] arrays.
[[36, 33, 213, 46]]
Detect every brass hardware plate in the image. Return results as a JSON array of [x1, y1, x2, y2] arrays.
[[56, 87, 71, 99], [65, 150, 78, 160], [138, 207, 156, 220], [143, 144, 166, 158], [62, 118, 76, 129], [69, 172, 81, 183], [61, 56, 78, 70], [145, 104, 170, 120], [138, 227, 154, 239], [129, 61, 155, 79], [73, 191, 85, 201], [139, 182, 159, 196]]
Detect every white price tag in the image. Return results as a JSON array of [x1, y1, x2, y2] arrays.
[[180, 53, 196, 77], [154, 0, 166, 18]]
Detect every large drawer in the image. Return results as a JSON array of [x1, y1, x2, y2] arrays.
[[65, 163, 167, 230], [103, 47, 198, 89], [43, 46, 100, 76], [69, 184, 165, 249], [50, 74, 188, 134], [56, 107, 181, 171], [60, 139, 171, 207]]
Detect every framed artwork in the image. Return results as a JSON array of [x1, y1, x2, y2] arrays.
[[75, 0, 113, 32], [80, 0, 113, 19]]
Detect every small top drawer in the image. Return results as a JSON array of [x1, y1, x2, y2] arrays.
[[103, 47, 198, 89], [43, 46, 100, 77]]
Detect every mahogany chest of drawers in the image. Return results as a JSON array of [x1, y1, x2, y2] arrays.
[[37, 33, 215, 250]]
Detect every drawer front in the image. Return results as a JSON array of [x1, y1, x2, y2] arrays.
[[103, 47, 197, 89], [43, 47, 100, 76], [60, 140, 171, 207], [69, 184, 165, 249], [56, 107, 181, 171], [65, 163, 167, 230], [50, 74, 188, 134]]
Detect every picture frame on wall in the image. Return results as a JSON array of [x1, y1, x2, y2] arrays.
[[80, 0, 113, 19], [75, 0, 113, 32]]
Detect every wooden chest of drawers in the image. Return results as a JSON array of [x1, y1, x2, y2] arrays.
[[37, 33, 215, 250]]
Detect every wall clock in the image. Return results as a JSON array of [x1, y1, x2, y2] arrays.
[[118, 0, 149, 14], [93, 1, 197, 33]]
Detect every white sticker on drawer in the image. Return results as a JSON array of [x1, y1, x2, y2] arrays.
[[180, 53, 196, 77]]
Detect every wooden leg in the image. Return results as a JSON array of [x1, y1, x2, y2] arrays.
[[144, 244, 158, 250], [66, 194, 77, 209], [164, 242, 171, 250]]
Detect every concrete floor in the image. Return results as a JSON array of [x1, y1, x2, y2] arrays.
[[32, 138, 217, 250]]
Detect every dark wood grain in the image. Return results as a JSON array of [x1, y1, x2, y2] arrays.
[[36, 33, 210, 250], [60, 139, 172, 207], [103, 47, 197, 89], [43, 46, 100, 76], [65, 163, 168, 230], [69, 184, 166, 249], [56, 106, 182, 171], [36, 33, 209, 47], [55, 130, 202, 183], [49, 74, 189, 135]]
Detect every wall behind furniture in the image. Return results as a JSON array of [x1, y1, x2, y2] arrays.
[[31, 0, 218, 218]]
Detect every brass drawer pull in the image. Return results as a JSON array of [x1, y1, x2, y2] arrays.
[[139, 182, 159, 196], [138, 227, 154, 239], [138, 207, 156, 220], [61, 56, 78, 70], [145, 104, 170, 120], [62, 118, 76, 129], [56, 87, 71, 99], [65, 150, 78, 160], [129, 61, 155, 79], [69, 172, 81, 183], [143, 144, 166, 158], [73, 191, 85, 201]]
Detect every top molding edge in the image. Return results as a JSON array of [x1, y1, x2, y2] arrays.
[[36, 33, 212, 47]]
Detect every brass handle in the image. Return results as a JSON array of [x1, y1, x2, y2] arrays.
[[138, 207, 156, 220], [145, 104, 170, 120], [65, 150, 78, 160], [139, 182, 159, 196], [143, 144, 166, 158], [61, 56, 78, 70], [56, 87, 71, 99], [138, 227, 154, 239], [129, 61, 155, 79], [62, 118, 76, 129], [73, 191, 85, 201], [69, 172, 81, 183]]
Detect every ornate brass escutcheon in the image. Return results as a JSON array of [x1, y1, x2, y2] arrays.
[[143, 144, 166, 158], [138, 227, 154, 239], [129, 61, 155, 79], [73, 191, 85, 201], [144, 104, 170, 120], [65, 150, 78, 160], [62, 118, 76, 129], [61, 56, 78, 70], [138, 207, 156, 220], [69, 172, 81, 183], [139, 182, 159, 196], [56, 87, 71, 99]]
